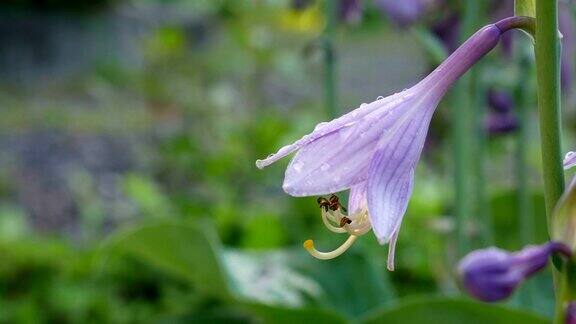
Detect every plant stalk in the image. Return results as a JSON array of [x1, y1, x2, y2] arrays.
[[535, 0, 566, 322], [454, 0, 483, 256]]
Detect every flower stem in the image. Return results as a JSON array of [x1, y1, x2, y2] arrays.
[[323, 0, 338, 118], [535, 0, 566, 321]]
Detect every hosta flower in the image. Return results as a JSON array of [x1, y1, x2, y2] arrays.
[[458, 242, 571, 302], [256, 17, 527, 270], [567, 302, 576, 324]]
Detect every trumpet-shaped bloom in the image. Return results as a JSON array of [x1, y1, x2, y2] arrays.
[[257, 18, 520, 270], [458, 242, 571, 302]]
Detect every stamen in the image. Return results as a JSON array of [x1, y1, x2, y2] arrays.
[[339, 216, 352, 228], [321, 209, 347, 233], [303, 235, 358, 260]]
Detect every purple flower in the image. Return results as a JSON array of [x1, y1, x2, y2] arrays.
[[431, 14, 460, 52], [458, 242, 571, 302], [256, 19, 519, 270], [488, 89, 514, 113], [291, 0, 314, 11], [340, 0, 362, 25], [567, 302, 576, 324], [374, 0, 429, 28], [485, 113, 518, 135], [485, 90, 517, 135]]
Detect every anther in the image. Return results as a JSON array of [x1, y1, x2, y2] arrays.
[[339, 216, 352, 228]]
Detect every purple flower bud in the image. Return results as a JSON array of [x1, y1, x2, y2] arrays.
[[431, 14, 460, 52], [566, 302, 576, 324], [488, 89, 514, 113], [291, 0, 314, 11], [458, 242, 571, 302], [340, 0, 362, 25], [374, 0, 427, 28], [485, 113, 518, 135]]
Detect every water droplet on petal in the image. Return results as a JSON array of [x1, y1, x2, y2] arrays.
[[292, 160, 304, 172], [314, 122, 328, 131], [360, 103, 368, 108], [320, 163, 331, 171], [377, 96, 384, 100]]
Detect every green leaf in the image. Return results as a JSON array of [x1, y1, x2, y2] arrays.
[[223, 249, 322, 307], [360, 297, 550, 324], [242, 303, 347, 324], [102, 222, 232, 299], [515, 0, 535, 18], [292, 249, 396, 317]]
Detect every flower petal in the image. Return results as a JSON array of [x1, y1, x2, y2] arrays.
[[366, 101, 434, 244], [348, 182, 367, 215], [255, 93, 407, 169], [282, 91, 417, 196], [385, 174, 413, 271]]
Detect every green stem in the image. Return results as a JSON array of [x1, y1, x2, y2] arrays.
[[535, 0, 566, 322], [323, 0, 338, 118], [472, 63, 492, 246], [454, 1, 482, 256]]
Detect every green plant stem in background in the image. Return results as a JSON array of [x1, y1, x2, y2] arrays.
[[453, 1, 483, 256], [472, 63, 492, 246], [535, 0, 566, 322], [323, 0, 338, 118], [515, 43, 535, 307]]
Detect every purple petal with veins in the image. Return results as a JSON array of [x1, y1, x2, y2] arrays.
[[256, 18, 520, 269], [348, 182, 367, 215]]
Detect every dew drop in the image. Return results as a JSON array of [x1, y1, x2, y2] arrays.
[[320, 163, 331, 171], [292, 160, 304, 172], [314, 122, 328, 131], [376, 96, 384, 100]]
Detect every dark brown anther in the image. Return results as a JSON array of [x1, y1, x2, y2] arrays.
[[339, 217, 352, 228], [327, 194, 347, 212], [317, 197, 330, 211]]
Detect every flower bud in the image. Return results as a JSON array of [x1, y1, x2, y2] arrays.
[[458, 242, 571, 302], [566, 302, 576, 324], [553, 173, 576, 250], [487, 89, 514, 113]]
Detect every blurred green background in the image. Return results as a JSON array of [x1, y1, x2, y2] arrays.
[[0, 0, 573, 322]]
